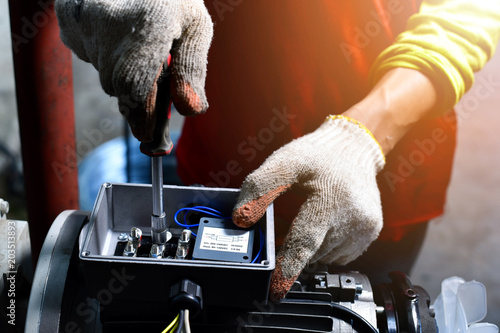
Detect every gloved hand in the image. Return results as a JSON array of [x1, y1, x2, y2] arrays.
[[232, 115, 386, 301], [55, 0, 213, 141]]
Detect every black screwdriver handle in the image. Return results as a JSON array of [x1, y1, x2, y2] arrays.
[[140, 60, 174, 157]]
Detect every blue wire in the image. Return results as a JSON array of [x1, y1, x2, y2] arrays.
[[251, 226, 265, 263], [174, 205, 265, 263], [174, 206, 231, 237]]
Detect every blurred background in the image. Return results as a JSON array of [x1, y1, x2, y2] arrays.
[[0, 0, 499, 325]]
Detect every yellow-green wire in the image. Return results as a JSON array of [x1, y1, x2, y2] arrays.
[[162, 313, 179, 333], [168, 322, 179, 333]]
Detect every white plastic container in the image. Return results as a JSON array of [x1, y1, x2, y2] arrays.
[[433, 276, 498, 333]]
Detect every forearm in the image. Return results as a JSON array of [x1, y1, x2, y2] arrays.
[[345, 0, 500, 155], [343, 67, 438, 155], [371, 0, 500, 115]]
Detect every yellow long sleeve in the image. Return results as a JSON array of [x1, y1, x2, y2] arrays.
[[370, 0, 500, 114]]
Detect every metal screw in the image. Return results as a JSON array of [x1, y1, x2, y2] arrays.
[[150, 243, 164, 258], [404, 288, 418, 299], [175, 229, 192, 259], [355, 283, 363, 295], [82, 251, 91, 257], [123, 241, 136, 257], [117, 233, 128, 241], [314, 275, 326, 287], [130, 227, 142, 240]]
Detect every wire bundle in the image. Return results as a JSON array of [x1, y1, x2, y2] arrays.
[[161, 309, 191, 333]]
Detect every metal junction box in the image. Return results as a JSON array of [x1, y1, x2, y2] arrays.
[[79, 183, 275, 319]]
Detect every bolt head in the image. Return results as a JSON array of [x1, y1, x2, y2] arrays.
[[118, 233, 129, 241], [404, 288, 418, 299], [150, 244, 164, 258], [130, 227, 143, 240]]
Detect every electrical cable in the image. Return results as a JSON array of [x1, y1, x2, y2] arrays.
[[251, 226, 264, 263], [161, 313, 179, 333], [174, 309, 186, 333], [168, 321, 178, 333], [174, 206, 231, 237], [331, 302, 378, 333], [184, 309, 191, 333]]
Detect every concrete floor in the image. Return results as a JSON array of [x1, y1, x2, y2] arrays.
[[0, 1, 499, 326]]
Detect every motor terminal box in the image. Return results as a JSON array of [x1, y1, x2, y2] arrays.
[[79, 183, 274, 318]]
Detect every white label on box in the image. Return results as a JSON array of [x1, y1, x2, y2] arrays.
[[199, 227, 250, 253]]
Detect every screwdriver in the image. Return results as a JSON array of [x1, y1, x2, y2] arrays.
[[140, 55, 174, 254]]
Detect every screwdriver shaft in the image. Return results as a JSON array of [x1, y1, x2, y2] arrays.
[[151, 155, 169, 245], [152, 156, 164, 217]]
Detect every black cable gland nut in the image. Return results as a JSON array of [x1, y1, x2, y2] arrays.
[[169, 279, 203, 317]]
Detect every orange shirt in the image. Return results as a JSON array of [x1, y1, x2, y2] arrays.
[[176, 0, 456, 242]]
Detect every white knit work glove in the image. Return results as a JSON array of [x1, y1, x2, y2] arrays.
[[55, 0, 213, 141], [232, 116, 386, 301]]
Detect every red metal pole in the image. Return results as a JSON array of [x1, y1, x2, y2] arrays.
[[9, 0, 79, 261]]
